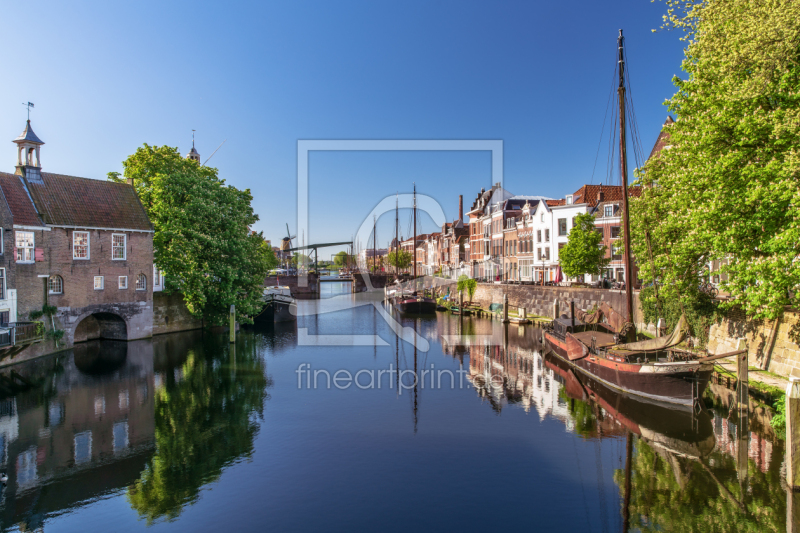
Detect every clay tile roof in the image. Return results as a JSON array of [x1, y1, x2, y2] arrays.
[[25, 173, 152, 230], [545, 199, 565, 207], [648, 116, 674, 160], [571, 184, 642, 208], [0, 172, 45, 227]]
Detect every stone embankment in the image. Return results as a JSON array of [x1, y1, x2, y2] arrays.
[[468, 282, 647, 328], [708, 307, 800, 378]]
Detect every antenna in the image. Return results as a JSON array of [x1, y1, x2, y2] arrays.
[[192, 129, 196, 148], [21, 102, 34, 121], [201, 139, 227, 166]]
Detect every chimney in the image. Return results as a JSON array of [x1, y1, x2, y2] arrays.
[[459, 195, 463, 223], [127, 177, 135, 187], [597, 185, 604, 203]]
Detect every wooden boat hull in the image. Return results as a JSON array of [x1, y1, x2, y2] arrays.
[[394, 298, 437, 315], [545, 331, 712, 409]]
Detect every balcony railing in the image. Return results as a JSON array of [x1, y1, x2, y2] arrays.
[[0, 322, 43, 348]]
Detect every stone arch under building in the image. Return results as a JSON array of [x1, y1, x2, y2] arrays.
[[73, 312, 128, 343]]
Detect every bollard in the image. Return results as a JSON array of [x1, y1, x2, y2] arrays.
[[736, 337, 748, 411], [519, 307, 527, 319], [570, 301, 575, 329], [787, 377, 800, 489], [229, 304, 236, 344], [503, 294, 509, 323]]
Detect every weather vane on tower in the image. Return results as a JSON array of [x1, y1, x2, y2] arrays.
[[22, 102, 34, 121]]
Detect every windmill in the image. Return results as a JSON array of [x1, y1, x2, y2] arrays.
[[282, 223, 296, 269]]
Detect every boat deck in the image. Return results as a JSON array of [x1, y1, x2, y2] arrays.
[[572, 330, 617, 348]]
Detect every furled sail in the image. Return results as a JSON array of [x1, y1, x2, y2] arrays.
[[615, 314, 689, 351]]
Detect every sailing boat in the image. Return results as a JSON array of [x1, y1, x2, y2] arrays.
[[393, 184, 437, 314], [544, 31, 717, 409]]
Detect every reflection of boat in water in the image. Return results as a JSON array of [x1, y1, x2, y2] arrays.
[[262, 286, 297, 322], [546, 352, 716, 458]]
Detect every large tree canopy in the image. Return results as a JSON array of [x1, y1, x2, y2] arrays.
[[559, 213, 608, 279], [113, 145, 276, 325], [386, 249, 413, 270], [631, 0, 800, 321]]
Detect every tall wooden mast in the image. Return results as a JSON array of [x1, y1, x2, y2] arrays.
[[618, 29, 635, 325], [395, 194, 399, 276], [413, 183, 417, 281]]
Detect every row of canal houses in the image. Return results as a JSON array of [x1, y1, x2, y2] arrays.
[[0, 119, 165, 358], [395, 119, 675, 285]]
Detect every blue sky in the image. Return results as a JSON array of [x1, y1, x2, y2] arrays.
[[0, 0, 685, 258]]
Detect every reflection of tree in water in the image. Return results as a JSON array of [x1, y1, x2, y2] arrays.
[[613, 431, 785, 532], [127, 332, 272, 524], [560, 389, 598, 438]]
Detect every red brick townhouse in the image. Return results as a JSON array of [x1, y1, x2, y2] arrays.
[[0, 120, 154, 346]]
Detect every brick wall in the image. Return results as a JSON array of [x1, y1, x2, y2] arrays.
[[707, 307, 800, 378], [41, 227, 153, 343]]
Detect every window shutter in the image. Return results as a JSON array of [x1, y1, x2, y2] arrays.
[[35, 248, 45, 262]]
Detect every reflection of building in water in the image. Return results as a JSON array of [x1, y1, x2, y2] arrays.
[[712, 417, 773, 474], [0, 339, 155, 529], [464, 332, 572, 429]]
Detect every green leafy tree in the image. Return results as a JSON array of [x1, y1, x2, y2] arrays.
[[333, 251, 351, 267], [127, 333, 271, 524], [631, 0, 800, 322], [558, 213, 608, 279], [457, 275, 477, 302], [386, 249, 413, 270], [116, 145, 274, 325], [291, 253, 310, 266]]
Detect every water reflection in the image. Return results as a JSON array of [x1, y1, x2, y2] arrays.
[[0, 331, 273, 530], [439, 317, 786, 532], [127, 331, 271, 524], [0, 306, 788, 532], [0, 339, 155, 532]]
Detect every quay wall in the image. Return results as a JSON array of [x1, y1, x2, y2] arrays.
[[264, 273, 319, 299], [707, 307, 800, 378], [152, 292, 204, 335], [352, 273, 393, 293], [468, 283, 647, 329]]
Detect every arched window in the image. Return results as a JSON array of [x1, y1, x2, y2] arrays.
[[48, 275, 63, 294], [136, 274, 147, 291]]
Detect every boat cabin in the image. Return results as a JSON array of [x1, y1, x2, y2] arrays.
[[552, 317, 585, 336]]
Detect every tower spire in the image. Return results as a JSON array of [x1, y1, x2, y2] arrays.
[[186, 130, 201, 163]]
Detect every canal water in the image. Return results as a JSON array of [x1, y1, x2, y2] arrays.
[[0, 281, 787, 532]]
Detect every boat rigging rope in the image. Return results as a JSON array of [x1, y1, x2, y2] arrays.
[[590, 51, 620, 185]]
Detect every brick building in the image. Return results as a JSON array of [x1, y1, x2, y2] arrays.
[[569, 184, 642, 285], [0, 120, 154, 345]]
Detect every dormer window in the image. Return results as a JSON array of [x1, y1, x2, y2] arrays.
[[604, 204, 616, 218], [566, 195, 573, 205]]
